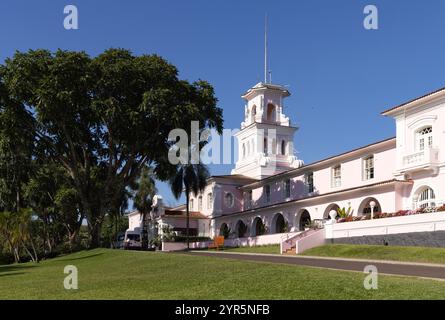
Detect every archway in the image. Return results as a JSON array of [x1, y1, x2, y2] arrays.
[[251, 105, 257, 123], [413, 186, 436, 209], [251, 217, 265, 237], [271, 213, 286, 234], [299, 210, 311, 231], [266, 104, 276, 122], [323, 204, 340, 220], [219, 223, 229, 239], [235, 220, 247, 238], [358, 198, 382, 216]]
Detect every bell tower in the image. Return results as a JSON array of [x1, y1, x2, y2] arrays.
[[231, 17, 304, 179], [231, 82, 304, 179]]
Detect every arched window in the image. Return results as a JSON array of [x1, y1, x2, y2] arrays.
[[251, 105, 257, 123], [207, 193, 213, 210], [242, 144, 246, 159], [416, 126, 433, 151], [219, 223, 229, 238], [360, 198, 381, 215], [224, 193, 234, 208], [281, 140, 286, 155], [266, 104, 276, 122], [415, 187, 436, 209], [263, 137, 268, 155]]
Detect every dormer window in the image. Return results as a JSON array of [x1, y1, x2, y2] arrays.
[[416, 126, 433, 151]]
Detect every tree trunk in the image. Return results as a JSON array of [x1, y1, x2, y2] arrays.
[[89, 222, 102, 248], [186, 192, 190, 250]]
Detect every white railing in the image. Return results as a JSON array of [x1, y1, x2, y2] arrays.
[[280, 229, 319, 254], [403, 148, 439, 169]]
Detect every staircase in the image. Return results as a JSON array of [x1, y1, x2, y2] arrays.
[[283, 246, 296, 255], [280, 228, 325, 255]]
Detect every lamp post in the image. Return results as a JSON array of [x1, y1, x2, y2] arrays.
[[370, 201, 376, 220], [329, 210, 338, 222]]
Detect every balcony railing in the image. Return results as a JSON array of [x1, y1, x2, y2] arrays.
[[402, 148, 439, 171]]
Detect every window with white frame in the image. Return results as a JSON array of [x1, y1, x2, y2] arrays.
[[415, 187, 436, 209], [332, 165, 341, 188], [207, 193, 213, 210], [363, 156, 375, 180], [198, 195, 203, 212], [224, 193, 234, 208], [416, 126, 433, 151], [263, 137, 268, 155], [283, 179, 291, 199], [305, 172, 314, 193], [264, 185, 271, 203], [189, 198, 194, 211]]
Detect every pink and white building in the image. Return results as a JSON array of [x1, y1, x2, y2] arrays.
[[130, 81, 445, 250]]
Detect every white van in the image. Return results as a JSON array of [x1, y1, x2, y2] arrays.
[[124, 231, 142, 250]]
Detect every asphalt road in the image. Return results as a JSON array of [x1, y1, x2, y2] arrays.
[[188, 251, 445, 280]]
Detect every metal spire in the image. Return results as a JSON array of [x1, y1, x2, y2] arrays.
[[264, 13, 268, 84]]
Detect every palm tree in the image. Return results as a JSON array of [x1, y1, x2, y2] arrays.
[[169, 162, 209, 250], [133, 167, 157, 250]]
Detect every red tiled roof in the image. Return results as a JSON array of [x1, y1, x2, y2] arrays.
[[163, 210, 207, 219]]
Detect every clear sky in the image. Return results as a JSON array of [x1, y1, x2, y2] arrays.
[[2, 0, 445, 207]]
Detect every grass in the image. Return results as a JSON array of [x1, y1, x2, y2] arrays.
[[302, 244, 445, 265], [1, 248, 445, 299], [222, 245, 280, 254]]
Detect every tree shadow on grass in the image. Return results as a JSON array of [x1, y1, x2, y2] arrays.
[[0, 264, 36, 275], [56, 252, 104, 262], [0, 272, 26, 278]]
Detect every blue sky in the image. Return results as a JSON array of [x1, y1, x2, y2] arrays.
[[2, 0, 445, 207]]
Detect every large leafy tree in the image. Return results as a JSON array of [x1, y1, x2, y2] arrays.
[[1, 48, 223, 247]]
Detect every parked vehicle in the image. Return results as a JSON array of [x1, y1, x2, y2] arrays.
[[124, 231, 142, 250]]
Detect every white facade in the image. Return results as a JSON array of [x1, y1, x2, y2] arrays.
[[156, 82, 445, 245]]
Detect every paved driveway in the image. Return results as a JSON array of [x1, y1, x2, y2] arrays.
[[188, 251, 445, 280]]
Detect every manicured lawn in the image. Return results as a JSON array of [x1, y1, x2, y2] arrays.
[[222, 245, 280, 254], [303, 244, 445, 265], [1, 249, 445, 299]]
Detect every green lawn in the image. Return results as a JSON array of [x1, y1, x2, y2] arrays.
[[1, 248, 445, 299], [303, 244, 445, 265]]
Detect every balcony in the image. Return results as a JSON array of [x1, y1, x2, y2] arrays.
[[401, 148, 439, 173]]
